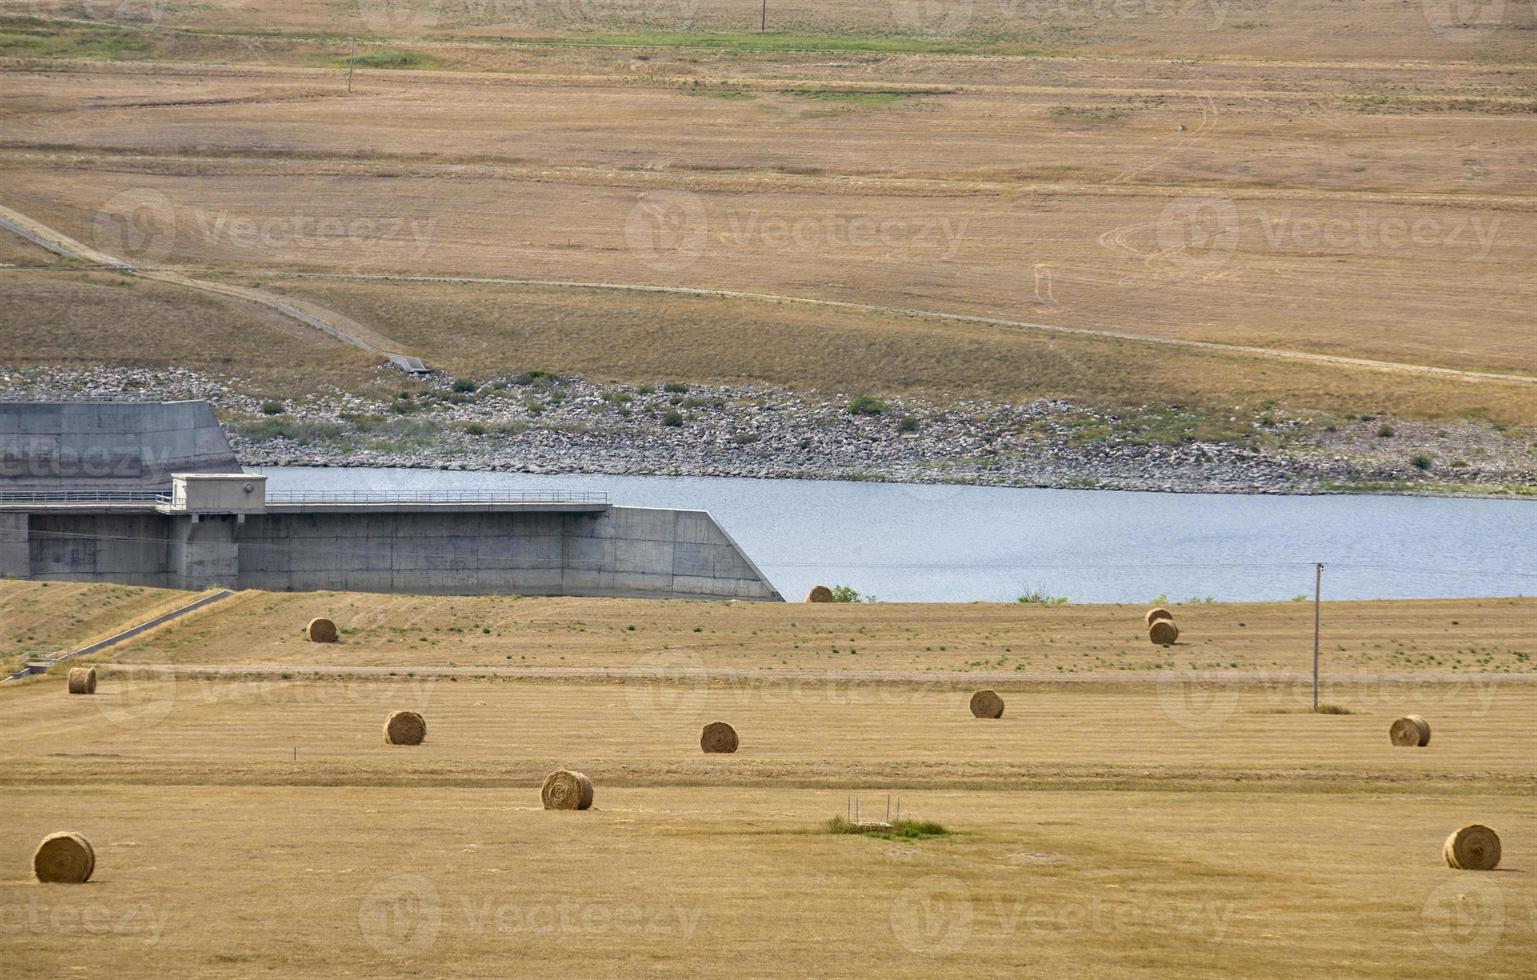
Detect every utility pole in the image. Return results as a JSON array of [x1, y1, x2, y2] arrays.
[[1312, 562, 1324, 711], [761, 0, 767, 32], [347, 38, 356, 94]]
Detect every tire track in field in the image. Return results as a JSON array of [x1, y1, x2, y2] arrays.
[[266, 269, 1537, 386], [0, 199, 427, 370]]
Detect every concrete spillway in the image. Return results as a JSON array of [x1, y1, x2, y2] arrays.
[[0, 402, 782, 601]]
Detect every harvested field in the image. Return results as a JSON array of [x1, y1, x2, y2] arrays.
[[57, 585, 1536, 676], [2, 585, 1533, 976], [0, 671, 1532, 976], [0, 581, 190, 670]]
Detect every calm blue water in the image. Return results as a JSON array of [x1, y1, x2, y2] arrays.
[[255, 467, 1537, 604]]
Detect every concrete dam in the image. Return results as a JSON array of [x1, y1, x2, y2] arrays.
[[0, 401, 783, 601]]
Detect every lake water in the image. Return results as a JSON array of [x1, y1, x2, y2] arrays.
[[256, 467, 1537, 604]]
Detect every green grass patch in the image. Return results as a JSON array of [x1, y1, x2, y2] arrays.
[[0, 26, 153, 60], [318, 48, 441, 70], [824, 817, 950, 841], [527, 31, 1048, 56]]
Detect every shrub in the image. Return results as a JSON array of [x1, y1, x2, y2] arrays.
[[451, 379, 477, 393], [847, 393, 888, 416], [464, 423, 486, 436], [897, 415, 920, 433], [663, 382, 689, 393], [1377, 424, 1395, 438], [662, 410, 684, 427], [1017, 590, 1068, 606], [259, 401, 285, 415], [829, 584, 875, 603], [1411, 453, 1432, 470]]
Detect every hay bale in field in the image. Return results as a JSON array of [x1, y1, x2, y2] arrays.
[[1148, 619, 1180, 645], [66, 667, 97, 695], [1144, 607, 1174, 627], [306, 618, 338, 643], [33, 832, 94, 884], [970, 689, 1005, 718], [541, 769, 594, 810], [700, 721, 739, 754], [383, 710, 426, 746], [1389, 715, 1431, 747], [1443, 825, 1501, 870], [806, 585, 834, 603]]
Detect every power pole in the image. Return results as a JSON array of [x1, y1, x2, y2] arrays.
[[761, 0, 767, 32], [347, 38, 356, 94], [1312, 562, 1324, 711]]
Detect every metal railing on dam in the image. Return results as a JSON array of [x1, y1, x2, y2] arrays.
[[263, 490, 611, 504], [0, 489, 611, 505]]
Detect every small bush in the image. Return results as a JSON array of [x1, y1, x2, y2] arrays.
[[464, 423, 486, 436], [1017, 590, 1068, 606], [451, 379, 478, 393], [1411, 453, 1432, 470], [259, 401, 285, 415], [1377, 424, 1395, 438], [824, 816, 949, 841], [829, 585, 876, 603], [897, 415, 920, 433], [847, 393, 888, 416], [663, 382, 689, 393], [661, 410, 684, 427]]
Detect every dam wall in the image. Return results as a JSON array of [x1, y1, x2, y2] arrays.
[[0, 504, 782, 601], [0, 400, 239, 490]]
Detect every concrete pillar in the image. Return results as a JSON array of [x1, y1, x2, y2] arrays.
[[0, 513, 29, 578], [168, 514, 239, 589]]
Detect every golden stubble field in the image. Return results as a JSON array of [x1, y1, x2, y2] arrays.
[[1, 672, 1533, 977], [2, 585, 1534, 975]]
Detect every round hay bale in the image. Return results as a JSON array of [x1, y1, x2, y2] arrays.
[[1148, 619, 1180, 645], [306, 618, 338, 643], [1389, 715, 1431, 747], [700, 721, 739, 754], [805, 585, 834, 603], [1443, 825, 1501, 871], [970, 689, 1005, 719], [541, 769, 594, 810], [33, 832, 94, 884], [383, 710, 426, 746], [1144, 607, 1174, 627], [66, 667, 97, 695]]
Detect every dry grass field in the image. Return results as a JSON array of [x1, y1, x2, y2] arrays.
[[36, 585, 1533, 675], [2, 2, 1534, 429], [1, 581, 1534, 976]]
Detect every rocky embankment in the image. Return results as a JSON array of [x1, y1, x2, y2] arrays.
[[4, 366, 1534, 495]]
